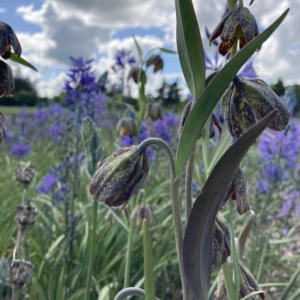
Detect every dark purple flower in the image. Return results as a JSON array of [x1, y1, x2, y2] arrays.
[[120, 135, 135, 147], [11, 143, 30, 158], [277, 190, 300, 218], [164, 112, 179, 129], [38, 173, 59, 194], [264, 163, 281, 182]]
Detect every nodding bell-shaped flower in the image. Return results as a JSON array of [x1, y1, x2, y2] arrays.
[[131, 203, 156, 227], [89, 146, 149, 207], [0, 111, 6, 143], [212, 214, 231, 268], [146, 54, 164, 73], [116, 117, 137, 137], [210, 7, 259, 56], [222, 76, 291, 139], [220, 167, 249, 215], [214, 260, 265, 300], [145, 102, 163, 121], [15, 167, 36, 186], [127, 67, 147, 84], [178, 101, 222, 138], [0, 60, 14, 97], [0, 22, 22, 59]]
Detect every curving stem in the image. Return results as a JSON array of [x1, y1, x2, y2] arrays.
[[114, 287, 145, 300], [138, 138, 189, 300]]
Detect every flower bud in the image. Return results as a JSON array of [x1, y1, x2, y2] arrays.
[[209, 113, 223, 138], [210, 7, 259, 56], [14, 205, 38, 226], [127, 67, 147, 84], [116, 117, 137, 137], [89, 146, 149, 207], [0, 60, 14, 97], [220, 167, 249, 215], [15, 167, 36, 186], [0, 22, 22, 59], [177, 101, 192, 137], [131, 203, 156, 227], [214, 260, 265, 300], [0, 111, 6, 142], [81, 116, 102, 160], [146, 54, 164, 73], [145, 103, 163, 121], [212, 214, 231, 268]]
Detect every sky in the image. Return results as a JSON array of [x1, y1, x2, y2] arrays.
[[1, 0, 299, 98]]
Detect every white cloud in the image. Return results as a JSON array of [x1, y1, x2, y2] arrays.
[[14, 0, 300, 97], [0, 7, 6, 13]]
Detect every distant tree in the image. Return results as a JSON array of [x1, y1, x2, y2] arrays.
[[0, 77, 38, 106], [156, 80, 181, 107], [270, 78, 285, 97]]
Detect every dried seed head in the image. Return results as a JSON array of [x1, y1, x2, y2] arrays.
[[15, 167, 36, 186], [212, 214, 231, 268], [145, 103, 163, 121], [131, 203, 156, 227], [8, 260, 34, 286], [146, 54, 164, 73], [89, 146, 149, 207], [14, 205, 38, 226], [116, 117, 137, 137], [0, 111, 6, 142], [0, 60, 15, 97], [214, 260, 265, 300]]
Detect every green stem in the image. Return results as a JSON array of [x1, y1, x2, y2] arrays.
[[185, 145, 196, 221], [221, 261, 237, 300], [201, 116, 211, 178], [238, 0, 244, 7], [114, 288, 145, 300], [227, 0, 237, 11], [229, 201, 240, 299], [84, 200, 98, 300], [143, 219, 156, 300], [138, 138, 189, 299], [124, 219, 134, 287], [229, 39, 238, 60]]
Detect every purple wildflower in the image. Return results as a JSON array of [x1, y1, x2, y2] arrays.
[[256, 179, 269, 194], [49, 125, 62, 139], [38, 173, 59, 194], [34, 109, 49, 123], [277, 190, 300, 217], [11, 143, 30, 158]]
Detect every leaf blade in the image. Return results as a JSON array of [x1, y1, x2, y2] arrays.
[[175, 8, 289, 177], [182, 111, 277, 299], [9, 53, 38, 72], [175, 0, 206, 100]]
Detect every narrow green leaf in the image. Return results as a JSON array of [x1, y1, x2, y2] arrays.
[[240, 290, 267, 300], [143, 219, 156, 300], [176, 8, 289, 177], [182, 111, 277, 300], [133, 36, 143, 61], [9, 53, 38, 72], [208, 129, 232, 173], [158, 47, 177, 54], [239, 210, 255, 260], [281, 267, 300, 300], [175, 0, 205, 100]]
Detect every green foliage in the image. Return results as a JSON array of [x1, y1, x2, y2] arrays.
[[270, 78, 286, 97], [156, 81, 181, 107]]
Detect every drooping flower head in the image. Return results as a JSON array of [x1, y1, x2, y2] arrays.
[[210, 7, 259, 56]]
